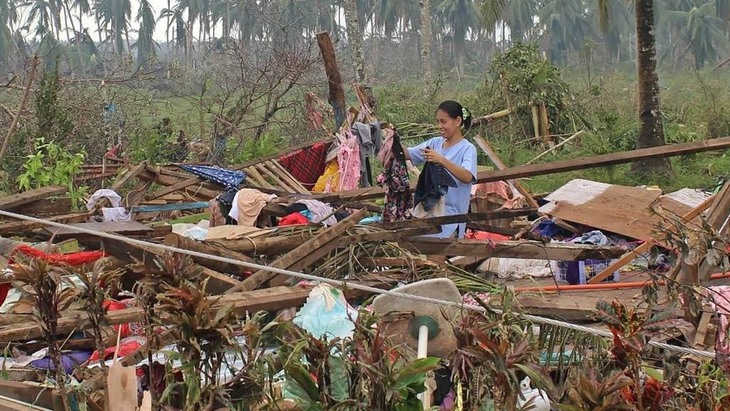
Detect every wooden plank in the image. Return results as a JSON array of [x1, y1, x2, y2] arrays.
[[131, 201, 209, 213], [164, 233, 253, 278], [206, 234, 317, 255], [476, 136, 730, 183], [268, 160, 309, 193], [0, 186, 67, 210], [231, 209, 367, 292], [257, 163, 292, 191], [100, 237, 244, 294], [588, 194, 716, 284], [110, 161, 148, 192], [125, 179, 153, 207], [372, 210, 535, 231], [539, 179, 706, 241], [138, 168, 219, 200], [262, 161, 296, 192], [320, 137, 730, 201], [698, 181, 730, 283], [509, 294, 612, 322], [398, 237, 627, 260], [0, 380, 55, 409], [244, 166, 274, 189], [0, 212, 90, 236], [474, 135, 540, 209], [9, 197, 73, 217], [44, 221, 152, 239], [0, 286, 313, 343]]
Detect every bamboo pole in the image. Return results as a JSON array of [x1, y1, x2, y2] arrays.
[[530, 104, 540, 142], [526, 130, 586, 165], [538, 102, 551, 145]]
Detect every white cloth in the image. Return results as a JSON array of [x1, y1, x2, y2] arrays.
[[478, 257, 553, 279], [228, 189, 277, 226], [86, 189, 122, 210], [101, 207, 131, 223], [294, 199, 338, 226]]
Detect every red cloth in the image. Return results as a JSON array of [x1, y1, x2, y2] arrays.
[[279, 212, 309, 226], [278, 142, 329, 189], [89, 336, 146, 362], [103, 299, 144, 338], [12, 245, 106, 266], [465, 230, 510, 243]]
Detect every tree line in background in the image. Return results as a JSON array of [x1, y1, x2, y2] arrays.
[[1, 0, 729, 77]]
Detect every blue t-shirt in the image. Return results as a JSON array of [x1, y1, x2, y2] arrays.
[[408, 137, 478, 238]]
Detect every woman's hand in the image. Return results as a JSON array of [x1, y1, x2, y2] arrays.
[[423, 148, 446, 165]]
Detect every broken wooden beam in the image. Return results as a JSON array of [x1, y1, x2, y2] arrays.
[[231, 209, 367, 292], [100, 237, 245, 294], [110, 161, 148, 192], [318, 137, 730, 201], [164, 233, 253, 276], [0, 212, 90, 236], [0, 186, 67, 210], [398, 237, 627, 261], [316, 31, 347, 129], [372, 210, 535, 231], [476, 136, 730, 183], [0, 286, 314, 343]]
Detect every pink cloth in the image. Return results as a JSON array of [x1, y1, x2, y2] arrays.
[[377, 128, 396, 165], [472, 181, 524, 209], [336, 130, 361, 191], [710, 286, 730, 356]]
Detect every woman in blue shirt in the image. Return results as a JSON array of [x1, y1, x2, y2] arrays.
[[403, 100, 478, 239]]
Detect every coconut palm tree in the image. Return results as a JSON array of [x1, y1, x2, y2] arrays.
[[438, 0, 480, 74], [664, 1, 728, 68], [135, 0, 157, 67], [539, 0, 594, 64], [591, 0, 632, 63], [158, 6, 186, 56], [482, 0, 539, 44], [95, 0, 132, 56], [599, 0, 670, 177], [0, 0, 18, 69]]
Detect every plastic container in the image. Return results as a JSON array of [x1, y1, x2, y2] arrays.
[[554, 259, 620, 285]]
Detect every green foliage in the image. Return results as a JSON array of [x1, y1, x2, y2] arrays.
[[17, 137, 88, 209], [489, 42, 584, 138], [35, 64, 73, 145]]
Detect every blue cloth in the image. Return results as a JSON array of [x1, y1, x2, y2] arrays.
[[534, 220, 573, 238], [179, 165, 246, 189], [414, 162, 457, 212], [408, 137, 477, 238]]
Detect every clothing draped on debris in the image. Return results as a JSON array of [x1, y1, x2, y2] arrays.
[[278, 142, 328, 189], [179, 165, 246, 188], [376, 130, 412, 222], [335, 130, 362, 191], [229, 188, 277, 226]]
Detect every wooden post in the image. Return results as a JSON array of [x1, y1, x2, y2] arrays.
[[530, 104, 541, 142], [539, 102, 551, 145], [316, 31, 347, 130]]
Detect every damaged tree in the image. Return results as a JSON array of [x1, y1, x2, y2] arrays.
[[177, 39, 320, 165]]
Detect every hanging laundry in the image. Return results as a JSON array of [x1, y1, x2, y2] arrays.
[[179, 165, 246, 189], [312, 160, 341, 193], [278, 142, 329, 190], [376, 130, 413, 222], [336, 130, 361, 191], [351, 122, 383, 187], [294, 199, 338, 226], [229, 188, 277, 227]]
